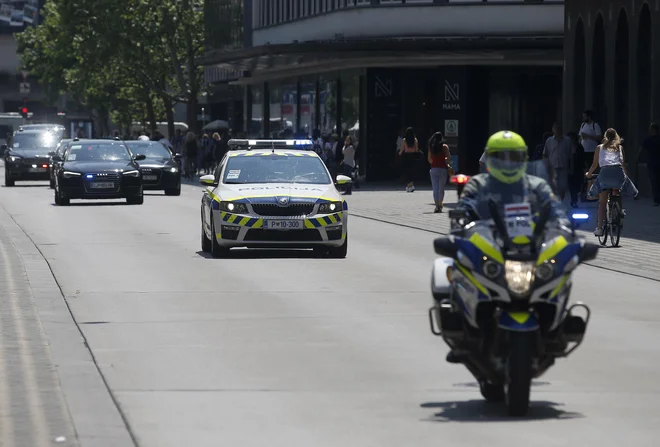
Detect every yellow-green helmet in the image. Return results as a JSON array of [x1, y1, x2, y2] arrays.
[[484, 130, 528, 184]]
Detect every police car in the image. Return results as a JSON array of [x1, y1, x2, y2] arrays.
[[199, 139, 352, 258]]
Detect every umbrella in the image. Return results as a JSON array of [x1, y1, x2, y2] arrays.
[[203, 120, 230, 131]]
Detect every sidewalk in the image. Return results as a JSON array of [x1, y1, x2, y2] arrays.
[[346, 185, 660, 281]]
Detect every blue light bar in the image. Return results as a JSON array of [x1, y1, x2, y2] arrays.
[[85, 174, 93, 179], [572, 213, 589, 220]]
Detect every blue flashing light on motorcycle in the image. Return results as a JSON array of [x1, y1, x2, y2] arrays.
[[571, 213, 589, 220], [429, 198, 600, 417]]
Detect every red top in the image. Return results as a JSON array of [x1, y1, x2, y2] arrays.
[[430, 147, 448, 168]]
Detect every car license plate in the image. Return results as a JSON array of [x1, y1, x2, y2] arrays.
[[28, 167, 47, 173], [264, 220, 303, 230], [143, 175, 157, 181], [90, 182, 114, 189]]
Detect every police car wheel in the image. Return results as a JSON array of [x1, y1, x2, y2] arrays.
[[328, 237, 348, 259], [210, 219, 229, 258], [201, 225, 212, 253]]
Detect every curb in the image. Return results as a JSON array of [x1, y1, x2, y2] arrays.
[[0, 207, 136, 447]]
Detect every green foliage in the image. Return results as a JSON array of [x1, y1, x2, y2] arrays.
[[16, 0, 204, 131]]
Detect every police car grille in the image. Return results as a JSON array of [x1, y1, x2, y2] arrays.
[[251, 203, 314, 216], [244, 229, 322, 242]]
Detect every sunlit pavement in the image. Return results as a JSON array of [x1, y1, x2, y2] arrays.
[[1, 166, 659, 446]]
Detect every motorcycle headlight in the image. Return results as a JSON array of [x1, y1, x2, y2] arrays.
[[483, 260, 502, 279], [219, 201, 248, 213], [62, 171, 81, 178], [536, 261, 555, 281], [318, 201, 342, 213], [504, 260, 535, 296], [122, 170, 140, 177]]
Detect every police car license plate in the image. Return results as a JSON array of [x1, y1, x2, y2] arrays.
[[143, 175, 157, 181], [28, 167, 47, 173], [90, 182, 114, 189], [264, 220, 303, 230]]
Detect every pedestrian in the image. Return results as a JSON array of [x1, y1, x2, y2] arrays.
[[173, 129, 184, 154], [399, 127, 420, 192], [543, 122, 573, 200], [342, 135, 355, 195], [184, 131, 197, 179], [579, 110, 602, 156], [211, 132, 223, 171], [642, 122, 660, 206], [567, 131, 585, 208], [427, 131, 452, 213]]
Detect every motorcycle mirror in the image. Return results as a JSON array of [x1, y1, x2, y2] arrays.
[[433, 236, 457, 258], [579, 242, 599, 262]]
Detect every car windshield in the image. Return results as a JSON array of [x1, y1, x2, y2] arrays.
[[65, 143, 131, 162], [223, 154, 331, 184], [126, 142, 171, 159], [12, 132, 59, 150]]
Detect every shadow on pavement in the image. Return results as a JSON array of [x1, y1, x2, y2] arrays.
[[420, 399, 584, 422], [196, 249, 330, 260], [50, 201, 130, 207]]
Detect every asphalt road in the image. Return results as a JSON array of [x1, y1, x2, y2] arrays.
[[1, 170, 659, 446]]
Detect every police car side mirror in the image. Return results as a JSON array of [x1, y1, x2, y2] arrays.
[[174, 153, 182, 160], [199, 174, 216, 186]]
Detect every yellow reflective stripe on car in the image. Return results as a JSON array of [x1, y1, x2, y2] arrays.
[[455, 263, 490, 296], [219, 212, 264, 228], [537, 235, 568, 265], [469, 233, 504, 264], [304, 212, 343, 228]]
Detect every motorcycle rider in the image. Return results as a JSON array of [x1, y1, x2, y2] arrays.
[[446, 130, 571, 363]]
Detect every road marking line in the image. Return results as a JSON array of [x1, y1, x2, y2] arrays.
[[0, 234, 51, 446]]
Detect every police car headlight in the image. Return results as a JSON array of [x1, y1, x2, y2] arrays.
[[169, 167, 178, 173], [9, 155, 22, 163], [122, 170, 140, 177], [318, 201, 342, 213], [219, 201, 248, 213], [504, 261, 535, 296], [62, 171, 81, 178]]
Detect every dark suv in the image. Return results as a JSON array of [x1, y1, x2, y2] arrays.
[[4, 130, 61, 186]]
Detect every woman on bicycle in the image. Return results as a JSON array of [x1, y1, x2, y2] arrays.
[[585, 128, 638, 236]]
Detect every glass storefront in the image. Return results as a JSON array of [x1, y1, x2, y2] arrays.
[[249, 85, 264, 138], [299, 78, 316, 138], [341, 71, 360, 147], [269, 82, 297, 138], [319, 76, 337, 136]]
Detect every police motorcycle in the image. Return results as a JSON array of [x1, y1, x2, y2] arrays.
[[428, 183, 599, 416]]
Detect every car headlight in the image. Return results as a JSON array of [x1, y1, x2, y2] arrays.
[[8, 155, 22, 162], [169, 167, 178, 173], [219, 201, 248, 213], [62, 171, 81, 178], [123, 170, 140, 177], [504, 260, 535, 296], [318, 201, 342, 213]]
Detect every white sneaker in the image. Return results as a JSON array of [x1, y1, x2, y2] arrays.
[[594, 226, 604, 236], [410, 185, 415, 192], [405, 186, 411, 192]]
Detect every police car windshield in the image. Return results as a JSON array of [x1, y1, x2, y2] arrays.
[[65, 143, 131, 162], [125, 142, 171, 159], [12, 132, 59, 150], [223, 154, 331, 184]]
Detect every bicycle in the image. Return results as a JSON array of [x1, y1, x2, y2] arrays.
[[587, 174, 623, 247]]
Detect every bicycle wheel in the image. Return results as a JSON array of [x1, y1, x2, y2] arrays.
[[609, 201, 621, 247], [597, 200, 609, 246]]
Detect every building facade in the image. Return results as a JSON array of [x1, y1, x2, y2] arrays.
[[204, 0, 565, 181], [564, 0, 660, 192]]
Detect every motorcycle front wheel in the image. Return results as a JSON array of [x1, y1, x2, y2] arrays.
[[506, 332, 534, 416]]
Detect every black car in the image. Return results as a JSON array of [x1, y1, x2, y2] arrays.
[[3, 130, 60, 186], [125, 140, 182, 195], [53, 139, 146, 206], [49, 139, 71, 189]]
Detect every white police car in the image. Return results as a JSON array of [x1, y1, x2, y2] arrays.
[[199, 139, 352, 258]]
